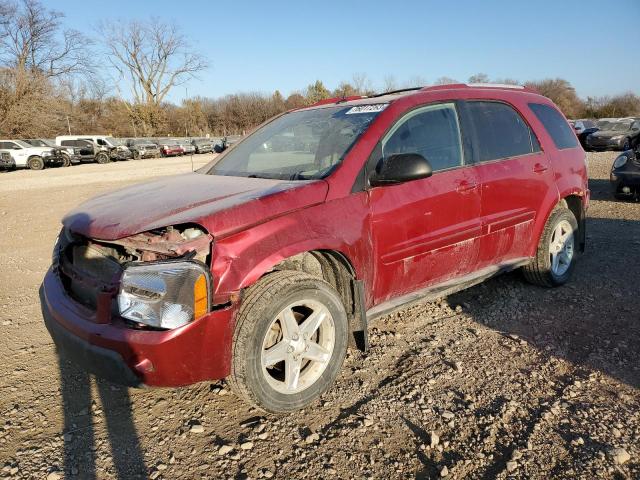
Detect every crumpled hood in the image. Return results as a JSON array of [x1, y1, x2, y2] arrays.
[[63, 173, 329, 240]]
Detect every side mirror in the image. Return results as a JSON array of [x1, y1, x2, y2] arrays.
[[370, 153, 433, 186]]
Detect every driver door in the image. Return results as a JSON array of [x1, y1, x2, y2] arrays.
[[368, 103, 482, 305]]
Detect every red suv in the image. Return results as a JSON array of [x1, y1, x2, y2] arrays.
[[42, 84, 589, 413]]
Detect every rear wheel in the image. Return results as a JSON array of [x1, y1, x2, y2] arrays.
[[228, 271, 349, 413], [28, 156, 44, 170], [523, 207, 578, 287], [95, 152, 110, 164]]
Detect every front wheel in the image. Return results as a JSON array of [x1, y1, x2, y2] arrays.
[[228, 271, 349, 413], [133, 150, 140, 160], [622, 138, 631, 151], [28, 156, 45, 170], [95, 152, 110, 164], [60, 153, 71, 167], [523, 207, 578, 287]]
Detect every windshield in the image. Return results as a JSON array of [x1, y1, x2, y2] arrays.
[[610, 122, 631, 132], [206, 104, 385, 180], [105, 137, 122, 146], [24, 139, 53, 147], [15, 140, 33, 148]]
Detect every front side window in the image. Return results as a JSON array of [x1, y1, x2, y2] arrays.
[[528, 103, 578, 150], [382, 103, 463, 172], [206, 104, 385, 180], [467, 101, 538, 162]]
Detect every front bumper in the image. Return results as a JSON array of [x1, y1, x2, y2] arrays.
[[587, 138, 626, 150], [111, 150, 133, 160], [611, 170, 640, 194], [0, 156, 15, 168], [41, 267, 236, 387], [139, 149, 159, 158]]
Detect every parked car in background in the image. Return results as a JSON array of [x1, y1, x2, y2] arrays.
[[610, 143, 640, 200], [0, 149, 14, 169], [55, 136, 133, 163], [23, 138, 80, 167], [177, 140, 196, 155], [191, 138, 213, 154], [57, 139, 101, 163], [585, 119, 640, 151], [0, 139, 65, 170], [42, 84, 589, 413], [214, 135, 242, 153], [125, 139, 161, 159], [569, 119, 599, 149], [157, 140, 184, 157]]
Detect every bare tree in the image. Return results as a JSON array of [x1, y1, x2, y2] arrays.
[[102, 18, 207, 132], [0, 0, 93, 78], [382, 75, 397, 92]]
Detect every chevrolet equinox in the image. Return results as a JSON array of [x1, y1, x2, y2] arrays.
[[41, 84, 589, 413]]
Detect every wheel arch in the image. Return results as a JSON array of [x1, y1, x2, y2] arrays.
[[535, 191, 586, 256]]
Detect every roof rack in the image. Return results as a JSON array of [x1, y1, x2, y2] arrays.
[[367, 87, 424, 98]]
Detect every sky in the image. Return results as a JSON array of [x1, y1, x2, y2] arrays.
[[53, 0, 640, 103]]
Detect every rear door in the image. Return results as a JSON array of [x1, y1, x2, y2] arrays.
[[368, 102, 482, 304], [462, 100, 553, 267]]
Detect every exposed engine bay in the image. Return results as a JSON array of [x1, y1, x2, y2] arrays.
[[58, 225, 212, 311]]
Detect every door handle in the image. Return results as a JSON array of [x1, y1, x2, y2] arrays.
[[455, 180, 478, 193], [533, 163, 549, 174]]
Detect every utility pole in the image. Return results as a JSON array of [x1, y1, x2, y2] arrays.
[[66, 116, 71, 134]]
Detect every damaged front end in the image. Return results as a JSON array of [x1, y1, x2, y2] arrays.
[[54, 225, 213, 330]]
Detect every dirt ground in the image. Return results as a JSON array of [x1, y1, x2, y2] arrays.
[[0, 152, 638, 480]]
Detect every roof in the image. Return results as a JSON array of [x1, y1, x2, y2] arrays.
[[303, 83, 537, 111]]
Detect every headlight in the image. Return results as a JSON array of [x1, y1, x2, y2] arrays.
[[42, 151, 52, 156], [611, 135, 624, 141], [613, 155, 628, 169], [52, 233, 61, 264], [118, 261, 211, 329]]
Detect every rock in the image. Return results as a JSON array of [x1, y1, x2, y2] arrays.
[[363, 418, 374, 427], [430, 431, 440, 448], [506, 461, 518, 472], [442, 411, 455, 420], [156, 463, 167, 471], [46, 473, 62, 480], [305, 433, 320, 443], [440, 465, 449, 477], [218, 445, 233, 455], [190, 422, 204, 434], [511, 450, 522, 460], [240, 441, 254, 450], [609, 447, 630, 465], [263, 470, 274, 478]]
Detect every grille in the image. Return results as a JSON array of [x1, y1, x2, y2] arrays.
[[67, 244, 123, 309]]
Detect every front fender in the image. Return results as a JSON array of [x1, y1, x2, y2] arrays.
[[210, 193, 372, 303]]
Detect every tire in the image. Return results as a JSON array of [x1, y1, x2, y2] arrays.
[[133, 150, 140, 160], [228, 271, 349, 413], [622, 138, 631, 151], [28, 156, 44, 170], [60, 153, 71, 167], [95, 152, 110, 164], [523, 207, 578, 287]]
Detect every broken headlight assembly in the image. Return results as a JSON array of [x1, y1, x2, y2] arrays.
[[118, 261, 211, 330]]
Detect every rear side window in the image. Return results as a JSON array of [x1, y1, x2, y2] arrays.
[[528, 103, 578, 150], [61, 140, 73, 147], [382, 103, 463, 172], [466, 101, 538, 162]]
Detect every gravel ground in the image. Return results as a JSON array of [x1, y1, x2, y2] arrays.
[[0, 151, 637, 480]]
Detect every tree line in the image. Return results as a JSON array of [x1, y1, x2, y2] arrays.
[[0, 0, 638, 139]]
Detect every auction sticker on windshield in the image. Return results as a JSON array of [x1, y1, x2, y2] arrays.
[[345, 104, 388, 114]]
